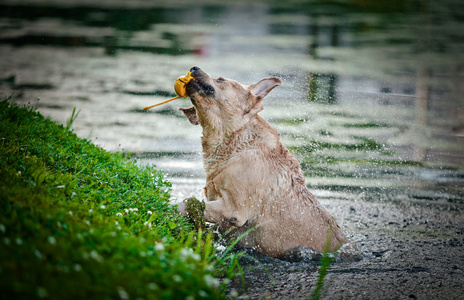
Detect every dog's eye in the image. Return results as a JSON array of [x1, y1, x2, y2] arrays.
[[204, 85, 214, 95], [216, 77, 225, 83]]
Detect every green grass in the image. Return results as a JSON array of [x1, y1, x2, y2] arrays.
[[311, 230, 336, 300], [0, 99, 241, 299], [311, 252, 334, 300]]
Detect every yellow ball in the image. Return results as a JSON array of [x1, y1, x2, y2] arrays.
[[174, 71, 194, 98]]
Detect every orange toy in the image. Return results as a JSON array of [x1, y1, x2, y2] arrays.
[[143, 71, 194, 111]]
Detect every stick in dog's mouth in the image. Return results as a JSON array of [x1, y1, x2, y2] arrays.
[[143, 71, 195, 111]]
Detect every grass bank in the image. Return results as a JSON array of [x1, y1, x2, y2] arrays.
[[0, 99, 239, 299]]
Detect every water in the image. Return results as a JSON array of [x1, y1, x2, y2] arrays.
[[1, 0, 464, 298]]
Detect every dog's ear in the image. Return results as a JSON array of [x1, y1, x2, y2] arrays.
[[249, 77, 282, 99], [179, 106, 199, 125], [246, 77, 281, 115]]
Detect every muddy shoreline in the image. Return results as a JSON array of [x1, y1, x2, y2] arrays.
[[229, 194, 464, 299]]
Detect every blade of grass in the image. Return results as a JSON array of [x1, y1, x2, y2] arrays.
[[65, 107, 80, 131]]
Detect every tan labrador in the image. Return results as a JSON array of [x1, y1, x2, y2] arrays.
[[177, 66, 353, 257]]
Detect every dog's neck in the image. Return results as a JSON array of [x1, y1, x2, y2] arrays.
[[201, 116, 259, 172], [200, 113, 248, 155], [200, 115, 279, 176]]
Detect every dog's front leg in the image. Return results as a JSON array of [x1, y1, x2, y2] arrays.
[[203, 181, 248, 227], [204, 200, 246, 227]]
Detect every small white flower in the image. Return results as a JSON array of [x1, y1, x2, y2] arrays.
[[37, 287, 48, 298], [192, 253, 201, 261], [74, 264, 82, 272], [33, 249, 42, 259], [148, 282, 157, 290], [117, 287, 129, 300], [180, 248, 200, 262], [205, 265, 214, 272], [0, 224, 6, 233], [199, 290, 208, 297], [204, 274, 219, 287], [124, 209, 129, 214], [16, 238, 23, 245], [47, 236, 56, 245], [180, 248, 189, 259], [155, 243, 164, 252], [90, 250, 101, 262], [116, 213, 123, 217], [68, 211, 73, 216], [173, 275, 182, 282], [229, 289, 239, 298], [100, 205, 106, 209], [89, 209, 93, 214], [147, 210, 152, 215]]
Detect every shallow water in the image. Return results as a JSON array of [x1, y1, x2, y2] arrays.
[[1, 0, 462, 203], [1, 0, 464, 298]]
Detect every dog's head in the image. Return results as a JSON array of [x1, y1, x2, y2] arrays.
[[179, 67, 281, 132]]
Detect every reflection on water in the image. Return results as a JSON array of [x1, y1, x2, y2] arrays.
[[0, 0, 463, 203]]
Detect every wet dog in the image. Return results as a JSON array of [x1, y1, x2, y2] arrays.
[[177, 66, 352, 257]]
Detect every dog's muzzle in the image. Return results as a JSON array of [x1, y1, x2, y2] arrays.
[[187, 66, 214, 97]]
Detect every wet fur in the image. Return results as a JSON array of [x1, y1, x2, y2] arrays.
[[177, 67, 351, 257]]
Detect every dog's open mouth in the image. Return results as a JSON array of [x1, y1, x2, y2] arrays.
[[142, 67, 218, 111]]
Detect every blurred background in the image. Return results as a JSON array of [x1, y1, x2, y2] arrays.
[[1, 0, 463, 203]]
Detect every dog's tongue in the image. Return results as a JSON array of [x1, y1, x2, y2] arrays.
[[143, 71, 194, 111]]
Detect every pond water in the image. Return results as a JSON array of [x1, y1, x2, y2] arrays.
[[1, 0, 462, 202], [1, 0, 464, 298]]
